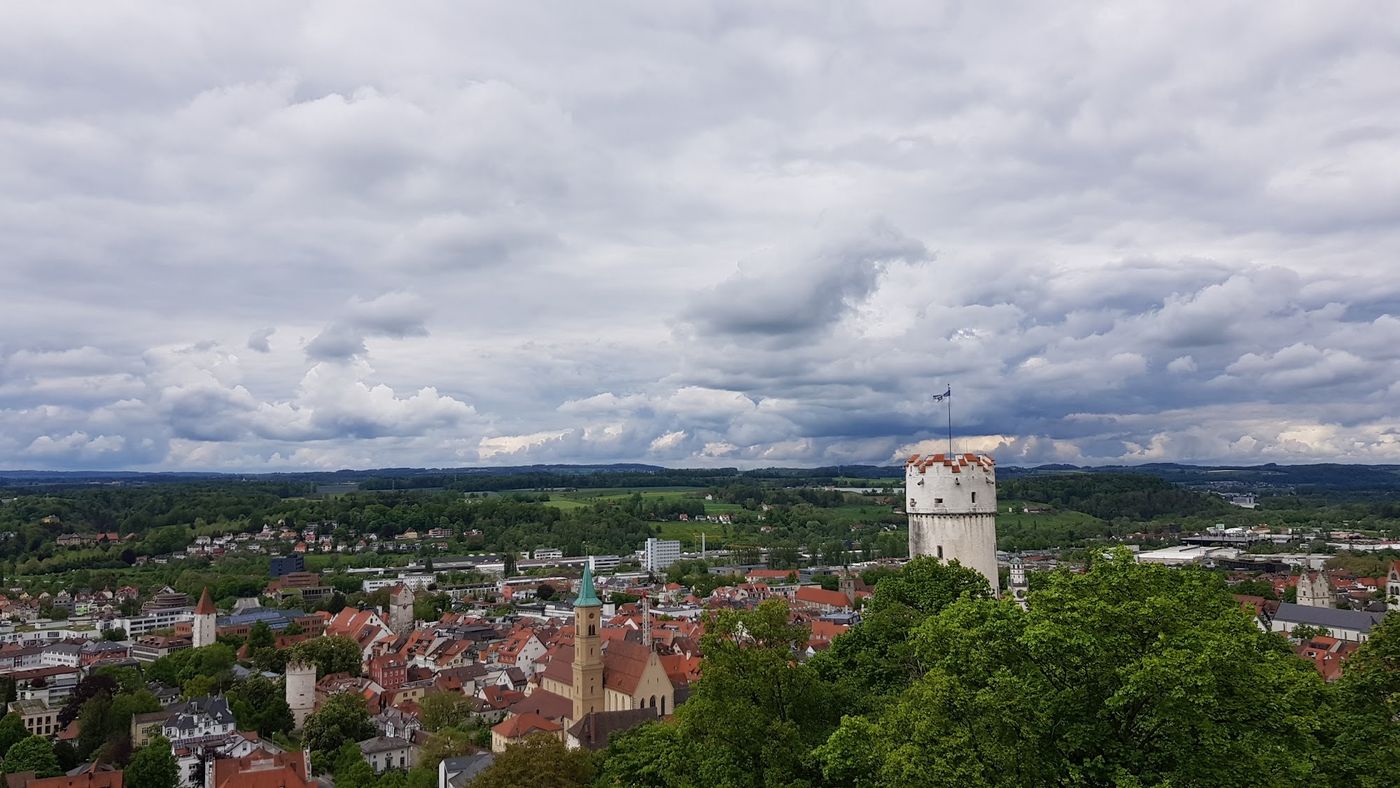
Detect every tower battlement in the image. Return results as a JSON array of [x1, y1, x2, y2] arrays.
[[904, 453, 998, 514]]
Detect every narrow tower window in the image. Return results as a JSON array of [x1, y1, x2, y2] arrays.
[[937, 545, 943, 559], [971, 491, 977, 504]]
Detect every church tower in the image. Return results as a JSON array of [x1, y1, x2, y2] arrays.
[[192, 587, 217, 648], [1297, 570, 1331, 608], [1008, 556, 1029, 610], [571, 562, 605, 723], [906, 453, 1000, 596]]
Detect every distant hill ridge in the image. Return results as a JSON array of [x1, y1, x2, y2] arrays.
[[2, 461, 1398, 492]]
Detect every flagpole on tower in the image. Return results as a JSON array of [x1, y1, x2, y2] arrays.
[[933, 385, 953, 455]]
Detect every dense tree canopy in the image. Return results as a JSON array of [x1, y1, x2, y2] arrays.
[[125, 736, 179, 788], [473, 735, 594, 788], [288, 636, 363, 678], [227, 676, 294, 737], [2, 736, 61, 777], [302, 692, 375, 766], [816, 552, 1333, 786], [599, 555, 1400, 786]]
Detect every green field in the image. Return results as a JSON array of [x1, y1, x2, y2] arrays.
[[538, 487, 743, 512]]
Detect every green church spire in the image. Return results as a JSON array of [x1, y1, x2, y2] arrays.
[[575, 560, 601, 607]]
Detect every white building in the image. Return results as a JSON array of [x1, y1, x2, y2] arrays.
[[905, 452, 1000, 595], [39, 642, 82, 668], [359, 736, 418, 773], [1270, 603, 1384, 643], [115, 608, 194, 637], [362, 574, 436, 593], [533, 547, 563, 561], [642, 538, 682, 574], [587, 555, 621, 573]]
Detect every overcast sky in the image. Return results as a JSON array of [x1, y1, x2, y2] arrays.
[[2, 2, 1399, 471]]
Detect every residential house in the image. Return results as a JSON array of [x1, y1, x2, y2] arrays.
[[358, 736, 418, 773]]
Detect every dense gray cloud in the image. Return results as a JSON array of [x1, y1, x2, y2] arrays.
[[2, 1, 1399, 470]]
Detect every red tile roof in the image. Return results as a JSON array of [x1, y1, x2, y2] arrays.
[[492, 712, 561, 739], [195, 587, 217, 615], [793, 586, 852, 610]]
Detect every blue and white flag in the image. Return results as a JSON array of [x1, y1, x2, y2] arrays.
[[932, 387, 951, 402]]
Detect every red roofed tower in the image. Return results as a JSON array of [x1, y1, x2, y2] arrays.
[[193, 586, 217, 648]]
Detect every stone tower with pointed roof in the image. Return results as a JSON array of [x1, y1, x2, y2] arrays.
[[193, 586, 217, 649], [571, 562, 605, 722]]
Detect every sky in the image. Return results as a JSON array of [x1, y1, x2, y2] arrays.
[[2, 1, 1399, 471]]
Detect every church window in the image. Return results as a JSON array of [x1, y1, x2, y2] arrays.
[[934, 498, 943, 504], [971, 491, 977, 503], [661, 697, 666, 714], [588, 624, 596, 636], [937, 545, 943, 559]]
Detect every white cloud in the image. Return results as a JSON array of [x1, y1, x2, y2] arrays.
[[1, 3, 1398, 469]]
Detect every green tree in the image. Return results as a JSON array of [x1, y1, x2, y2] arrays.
[[147, 644, 235, 689], [58, 674, 118, 728], [595, 721, 696, 787], [1228, 578, 1278, 600], [332, 742, 375, 788], [108, 690, 161, 759], [2, 735, 62, 777], [246, 620, 275, 650], [417, 691, 465, 733], [0, 715, 29, 761], [816, 552, 1331, 786], [416, 728, 478, 770], [227, 676, 294, 737], [287, 636, 362, 677], [472, 734, 594, 788], [302, 692, 375, 763], [1290, 624, 1332, 641], [125, 736, 179, 788], [1326, 611, 1400, 785], [77, 693, 113, 758], [643, 599, 843, 787], [808, 556, 989, 710], [103, 627, 128, 641]]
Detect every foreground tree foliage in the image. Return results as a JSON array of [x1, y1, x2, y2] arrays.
[[809, 557, 990, 713], [816, 552, 1332, 786], [1326, 612, 1400, 786], [597, 555, 1400, 786]]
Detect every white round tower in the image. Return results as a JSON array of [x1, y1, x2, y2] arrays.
[[285, 661, 317, 729], [905, 453, 1000, 595]]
